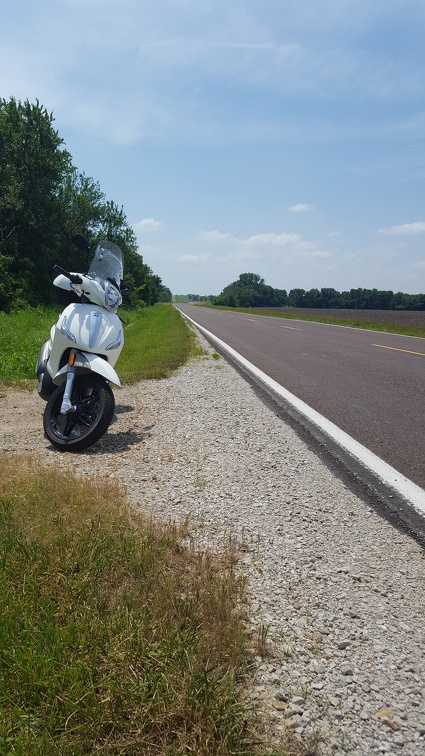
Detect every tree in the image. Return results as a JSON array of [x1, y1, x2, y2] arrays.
[[0, 98, 72, 308], [158, 285, 172, 303], [287, 288, 306, 307], [0, 97, 168, 311], [213, 273, 287, 307], [238, 273, 265, 290], [320, 288, 341, 308]]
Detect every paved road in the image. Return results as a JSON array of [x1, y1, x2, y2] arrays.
[[176, 304, 425, 491]]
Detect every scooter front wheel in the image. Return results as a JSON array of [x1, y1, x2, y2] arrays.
[[43, 374, 115, 452]]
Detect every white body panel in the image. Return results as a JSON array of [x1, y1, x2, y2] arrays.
[[46, 303, 123, 386], [55, 352, 121, 387]]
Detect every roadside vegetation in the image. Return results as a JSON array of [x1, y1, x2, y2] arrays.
[[0, 304, 305, 755], [118, 303, 204, 382], [0, 98, 171, 313], [0, 306, 56, 383], [0, 304, 203, 386], [0, 454, 252, 754]]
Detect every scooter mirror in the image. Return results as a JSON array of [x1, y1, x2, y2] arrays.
[[71, 234, 90, 253]]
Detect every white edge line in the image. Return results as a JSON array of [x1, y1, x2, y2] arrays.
[[179, 309, 425, 514]]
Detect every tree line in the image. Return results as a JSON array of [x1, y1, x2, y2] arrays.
[[0, 98, 171, 312], [212, 273, 287, 308], [211, 274, 425, 310], [173, 294, 213, 303]]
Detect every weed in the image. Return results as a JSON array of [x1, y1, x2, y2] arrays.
[[194, 450, 208, 491], [254, 623, 272, 657]]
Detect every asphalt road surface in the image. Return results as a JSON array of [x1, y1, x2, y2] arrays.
[[176, 305, 425, 492]]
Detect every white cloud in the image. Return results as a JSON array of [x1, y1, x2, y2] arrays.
[[377, 221, 425, 236], [197, 230, 235, 243], [179, 253, 210, 263], [218, 250, 259, 263], [241, 232, 307, 247], [288, 203, 315, 212], [196, 229, 329, 262], [133, 218, 164, 232]]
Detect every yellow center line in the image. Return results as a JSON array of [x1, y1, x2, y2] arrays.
[[281, 325, 303, 331], [372, 344, 425, 357]]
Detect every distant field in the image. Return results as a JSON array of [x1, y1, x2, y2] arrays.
[[274, 307, 425, 327], [199, 303, 425, 337]]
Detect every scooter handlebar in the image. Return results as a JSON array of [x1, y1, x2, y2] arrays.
[[53, 265, 83, 285]]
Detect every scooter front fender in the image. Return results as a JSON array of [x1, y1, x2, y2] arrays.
[[54, 351, 121, 388]]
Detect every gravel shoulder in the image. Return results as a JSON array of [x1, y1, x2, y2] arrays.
[[1, 332, 425, 755]]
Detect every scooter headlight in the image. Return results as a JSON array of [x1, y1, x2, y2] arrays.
[[60, 316, 76, 343], [105, 332, 123, 351], [105, 282, 122, 312]]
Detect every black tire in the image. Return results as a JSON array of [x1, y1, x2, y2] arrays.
[[43, 374, 115, 452]]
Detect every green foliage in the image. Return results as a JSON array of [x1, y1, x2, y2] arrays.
[[213, 274, 425, 311], [0, 98, 166, 312], [213, 273, 287, 308], [0, 98, 72, 310], [0, 307, 59, 381], [287, 286, 425, 310], [157, 285, 172, 302], [174, 295, 214, 303]]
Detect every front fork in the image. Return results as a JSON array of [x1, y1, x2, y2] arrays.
[[60, 352, 77, 415]]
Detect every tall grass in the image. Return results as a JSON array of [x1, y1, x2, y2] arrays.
[[0, 453, 256, 755], [0, 304, 203, 385]]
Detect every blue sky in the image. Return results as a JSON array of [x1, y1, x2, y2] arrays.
[[2, 0, 425, 295]]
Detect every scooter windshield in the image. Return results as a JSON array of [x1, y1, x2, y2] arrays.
[[87, 241, 124, 286]]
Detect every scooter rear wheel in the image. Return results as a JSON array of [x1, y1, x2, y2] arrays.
[[44, 374, 115, 452]]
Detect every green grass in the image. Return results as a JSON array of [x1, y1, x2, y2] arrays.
[[0, 304, 203, 385], [0, 454, 256, 755], [199, 303, 425, 338], [119, 304, 203, 383], [0, 307, 59, 384]]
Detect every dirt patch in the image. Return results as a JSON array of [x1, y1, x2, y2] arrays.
[[0, 385, 44, 453]]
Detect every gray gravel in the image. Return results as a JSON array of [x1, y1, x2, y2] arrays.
[[2, 331, 425, 754]]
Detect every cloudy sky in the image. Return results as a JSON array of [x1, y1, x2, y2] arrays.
[[2, 0, 425, 295]]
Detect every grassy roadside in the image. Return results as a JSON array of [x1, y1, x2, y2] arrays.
[[0, 304, 203, 385], [0, 306, 57, 384], [119, 303, 204, 383], [0, 304, 302, 755], [0, 454, 254, 755], [197, 303, 425, 339]]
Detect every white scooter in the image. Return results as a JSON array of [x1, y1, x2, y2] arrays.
[[36, 234, 130, 452]]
